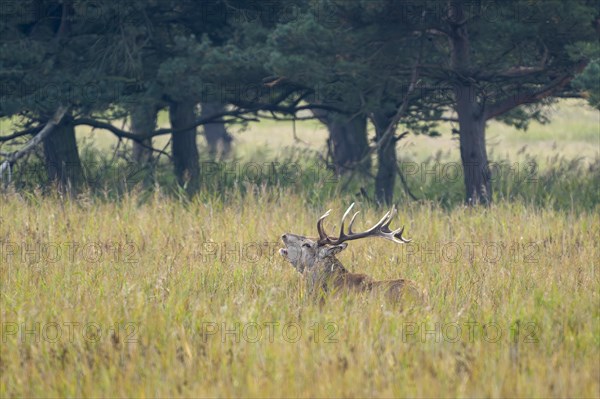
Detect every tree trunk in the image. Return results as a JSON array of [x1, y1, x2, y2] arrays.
[[311, 107, 371, 174], [169, 101, 200, 195], [130, 104, 156, 165], [372, 112, 397, 205], [325, 113, 370, 175], [449, 0, 491, 205], [200, 102, 233, 158], [455, 85, 491, 205], [130, 103, 157, 187], [43, 116, 82, 195]]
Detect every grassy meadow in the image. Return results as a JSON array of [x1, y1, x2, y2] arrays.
[[0, 99, 599, 397]]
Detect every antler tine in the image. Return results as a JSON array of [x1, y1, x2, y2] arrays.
[[391, 225, 411, 243], [347, 211, 360, 234], [381, 206, 397, 230], [370, 210, 391, 233], [317, 209, 332, 241], [384, 206, 411, 243], [338, 203, 355, 239]]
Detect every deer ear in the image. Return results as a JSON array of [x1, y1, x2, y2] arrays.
[[325, 243, 347, 256]]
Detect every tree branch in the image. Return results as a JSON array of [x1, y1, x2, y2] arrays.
[[396, 162, 419, 201], [485, 60, 589, 120], [73, 108, 251, 141], [1, 105, 69, 178], [73, 100, 339, 142], [0, 125, 42, 142]]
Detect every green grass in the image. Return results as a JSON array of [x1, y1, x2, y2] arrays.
[[1, 194, 598, 397]]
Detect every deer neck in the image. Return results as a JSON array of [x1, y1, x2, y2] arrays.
[[320, 255, 348, 275], [305, 256, 349, 289]]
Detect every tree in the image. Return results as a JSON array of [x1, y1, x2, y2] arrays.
[[311, 109, 371, 175], [169, 100, 200, 194], [418, 0, 598, 204], [42, 115, 82, 194], [266, 0, 438, 203], [129, 101, 159, 188], [266, 3, 375, 175], [0, 1, 256, 193], [0, 1, 80, 191], [0, 1, 155, 192], [268, 0, 598, 205]]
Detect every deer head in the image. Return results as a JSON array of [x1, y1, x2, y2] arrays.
[[279, 203, 410, 274], [279, 233, 347, 273]]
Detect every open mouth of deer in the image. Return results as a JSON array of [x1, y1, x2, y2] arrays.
[[279, 233, 295, 259], [278, 233, 313, 267], [279, 234, 287, 256]]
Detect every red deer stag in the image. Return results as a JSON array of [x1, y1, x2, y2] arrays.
[[279, 203, 425, 303]]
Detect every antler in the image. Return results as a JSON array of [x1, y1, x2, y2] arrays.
[[317, 203, 411, 245]]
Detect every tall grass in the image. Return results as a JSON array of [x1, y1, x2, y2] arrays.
[[1, 192, 598, 397], [4, 142, 599, 212]]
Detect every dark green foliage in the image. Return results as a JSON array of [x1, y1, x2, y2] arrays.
[[573, 60, 600, 109]]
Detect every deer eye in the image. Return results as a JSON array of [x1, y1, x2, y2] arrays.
[[302, 243, 311, 248]]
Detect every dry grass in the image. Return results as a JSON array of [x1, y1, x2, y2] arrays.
[[1, 192, 598, 397]]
